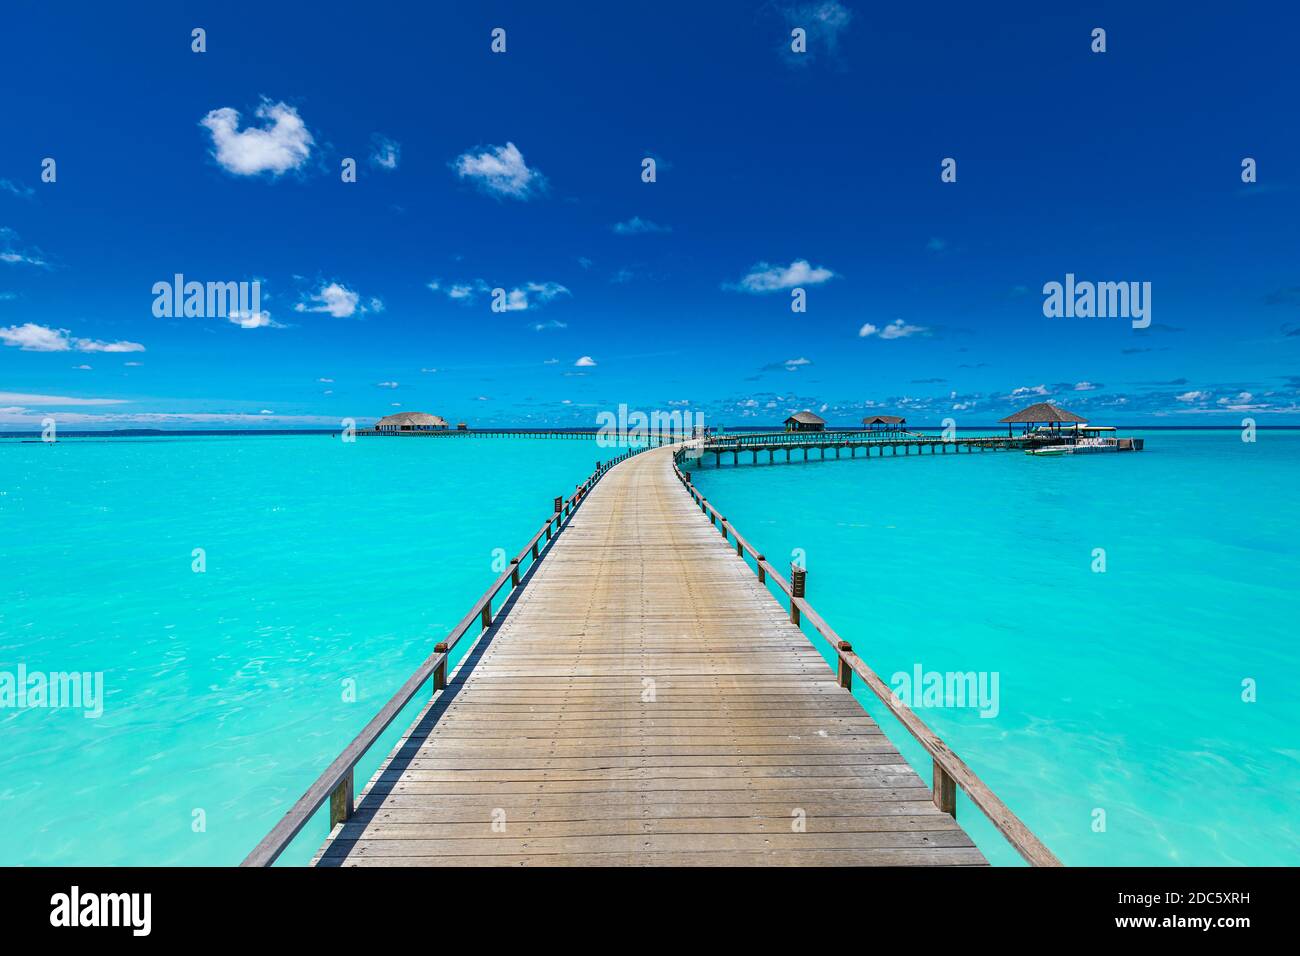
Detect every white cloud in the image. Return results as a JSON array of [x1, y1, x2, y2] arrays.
[[780, 1, 853, 63], [0, 323, 67, 351], [73, 364, 92, 370], [228, 310, 283, 329], [318, 377, 334, 383], [1216, 391, 1262, 410], [574, 355, 597, 367], [1074, 381, 1098, 391], [0, 408, 343, 427], [200, 100, 314, 176], [1176, 390, 1210, 403], [453, 142, 545, 199], [0, 323, 145, 353], [295, 282, 377, 318], [1011, 384, 1050, 397], [0, 391, 127, 406], [369, 134, 400, 171], [0, 179, 35, 200], [376, 381, 399, 389], [75, 337, 146, 352], [435, 278, 569, 311], [859, 319, 927, 340], [613, 217, 671, 235], [0, 251, 47, 267], [0, 228, 49, 268], [259, 409, 274, 415], [533, 319, 567, 331], [730, 259, 835, 293]]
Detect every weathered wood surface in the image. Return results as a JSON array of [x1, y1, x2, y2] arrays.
[[314, 445, 986, 866]]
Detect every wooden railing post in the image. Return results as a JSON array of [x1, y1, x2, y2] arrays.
[[790, 565, 806, 626], [836, 641, 852, 690], [433, 642, 448, 692], [329, 769, 354, 829], [756, 555, 766, 583], [934, 763, 957, 817], [510, 557, 520, 587], [481, 602, 492, 631]]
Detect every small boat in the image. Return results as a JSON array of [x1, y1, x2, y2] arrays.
[[1025, 426, 1144, 456]]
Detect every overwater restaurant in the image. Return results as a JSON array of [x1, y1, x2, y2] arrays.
[[784, 410, 826, 433], [998, 401, 1087, 437], [373, 412, 451, 432]]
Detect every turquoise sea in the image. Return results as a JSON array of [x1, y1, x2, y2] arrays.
[[1, 429, 1296, 866], [0, 434, 625, 866], [690, 429, 1300, 866]]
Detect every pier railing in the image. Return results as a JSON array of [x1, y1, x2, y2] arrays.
[[671, 460, 1062, 867], [709, 429, 917, 446], [704, 430, 1022, 448], [241, 444, 652, 867]]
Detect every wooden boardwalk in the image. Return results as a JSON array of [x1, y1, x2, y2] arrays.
[[312, 445, 986, 866]]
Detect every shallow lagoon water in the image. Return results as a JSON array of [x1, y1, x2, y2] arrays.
[[0, 434, 625, 866], [690, 429, 1300, 865], [2, 429, 1296, 866]]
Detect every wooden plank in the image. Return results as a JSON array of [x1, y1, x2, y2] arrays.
[[312, 445, 989, 867]]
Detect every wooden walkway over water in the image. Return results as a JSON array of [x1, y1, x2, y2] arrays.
[[246, 443, 1057, 867], [313, 444, 987, 866]]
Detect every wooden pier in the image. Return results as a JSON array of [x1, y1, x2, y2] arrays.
[[689, 432, 1029, 468], [245, 443, 1058, 867]]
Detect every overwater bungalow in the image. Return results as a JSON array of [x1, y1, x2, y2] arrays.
[[374, 412, 450, 432], [1000, 401, 1143, 454], [784, 411, 826, 433], [863, 414, 908, 437]]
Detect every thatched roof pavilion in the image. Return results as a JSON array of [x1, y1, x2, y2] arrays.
[[784, 410, 826, 433], [862, 414, 907, 435], [999, 401, 1086, 436], [374, 411, 450, 431]]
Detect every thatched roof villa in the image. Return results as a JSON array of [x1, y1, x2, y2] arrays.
[[374, 412, 450, 432], [784, 410, 826, 433], [999, 401, 1087, 435]]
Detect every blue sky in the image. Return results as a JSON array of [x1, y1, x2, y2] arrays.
[[2, 1, 1298, 428]]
